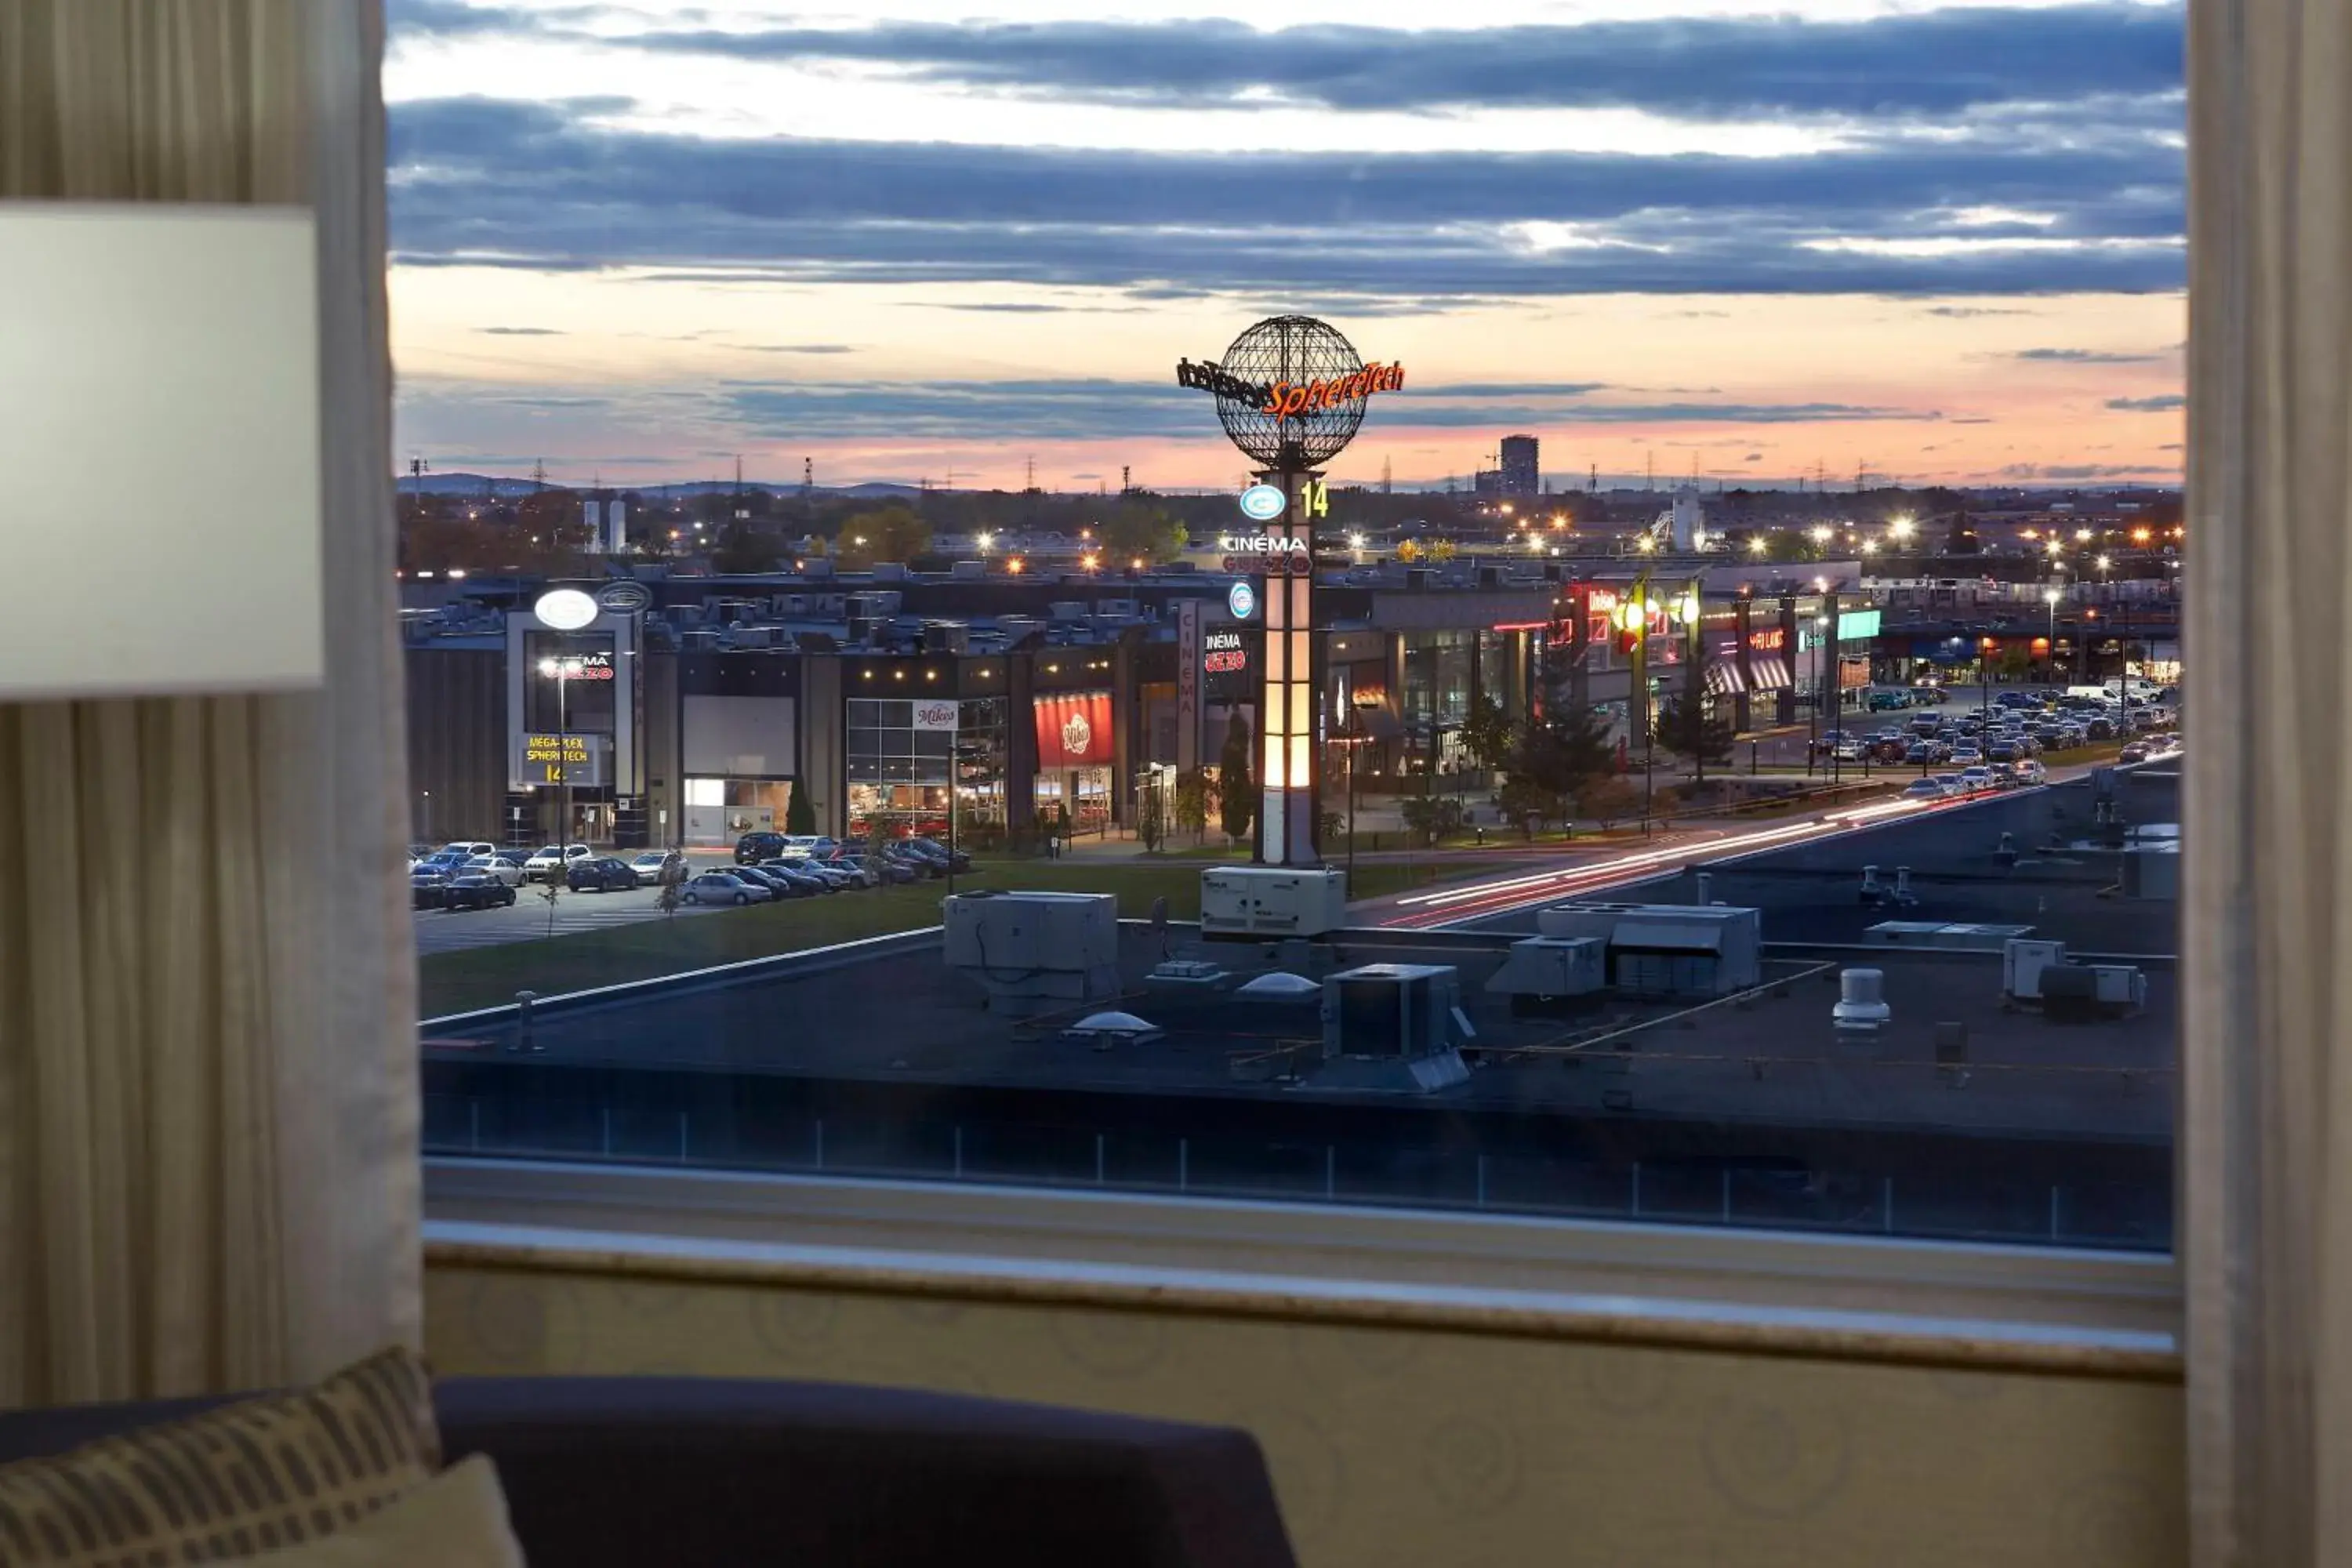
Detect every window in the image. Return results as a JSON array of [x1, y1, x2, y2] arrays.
[[394, 2, 2183, 1279]]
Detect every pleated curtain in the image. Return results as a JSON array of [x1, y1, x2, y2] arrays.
[[2183, 0, 2352, 1563], [0, 0, 418, 1403]]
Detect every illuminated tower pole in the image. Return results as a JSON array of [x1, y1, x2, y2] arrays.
[[1176, 316, 1399, 868], [1256, 455, 1319, 866]]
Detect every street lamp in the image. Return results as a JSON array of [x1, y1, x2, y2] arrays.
[[1748, 535, 1769, 555], [1809, 524, 1831, 546], [1890, 515, 1915, 542], [2045, 587, 2062, 682]]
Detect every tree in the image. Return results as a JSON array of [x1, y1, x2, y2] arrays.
[[1399, 794, 1464, 848], [1218, 713, 1255, 844], [785, 785, 816, 836], [1575, 776, 1643, 826], [712, 520, 785, 575], [1138, 781, 1167, 853], [2000, 644, 2034, 681], [1503, 699, 1616, 829], [1099, 501, 1189, 564], [834, 505, 931, 567], [1174, 768, 1216, 847], [1653, 698, 1735, 770], [1762, 530, 1824, 564], [1461, 693, 1515, 775]]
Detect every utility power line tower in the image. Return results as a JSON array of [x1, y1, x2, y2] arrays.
[[406, 455, 429, 518], [530, 458, 547, 495]]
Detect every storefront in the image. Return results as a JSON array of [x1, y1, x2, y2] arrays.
[[678, 691, 799, 845], [1031, 690, 1114, 833], [847, 695, 955, 839]]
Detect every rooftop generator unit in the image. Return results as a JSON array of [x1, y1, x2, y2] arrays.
[[1200, 866, 1348, 938]]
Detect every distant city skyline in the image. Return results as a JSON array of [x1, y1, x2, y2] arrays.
[[383, 0, 2187, 492]]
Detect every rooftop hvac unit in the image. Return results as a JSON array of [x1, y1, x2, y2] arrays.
[[1864, 921, 2037, 950], [726, 626, 772, 648], [2003, 938, 2068, 1000], [942, 891, 1119, 1014], [1832, 967, 1892, 1036], [2122, 844, 2180, 899], [870, 562, 909, 582], [951, 561, 987, 581], [1049, 601, 1088, 620], [1199, 866, 1348, 938], [1541, 903, 1762, 996], [779, 595, 808, 616], [1484, 936, 1606, 1014], [923, 621, 971, 655], [1322, 964, 1464, 1060]]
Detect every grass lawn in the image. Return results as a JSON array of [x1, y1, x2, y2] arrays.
[[418, 854, 1502, 1018]]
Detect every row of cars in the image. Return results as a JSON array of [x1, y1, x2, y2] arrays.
[[408, 840, 681, 909], [686, 836, 975, 906]]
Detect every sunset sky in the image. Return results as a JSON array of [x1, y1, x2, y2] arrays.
[[383, 0, 2186, 494]]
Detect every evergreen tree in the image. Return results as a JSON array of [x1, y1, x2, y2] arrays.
[[1218, 713, 1256, 844], [784, 785, 816, 836], [1653, 698, 1735, 770]]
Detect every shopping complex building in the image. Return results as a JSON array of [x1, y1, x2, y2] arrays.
[[399, 554, 2175, 850]]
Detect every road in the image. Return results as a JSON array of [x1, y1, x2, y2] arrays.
[[1377, 748, 2156, 931]]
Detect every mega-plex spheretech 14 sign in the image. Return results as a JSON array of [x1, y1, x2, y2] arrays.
[[1175, 357, 1406, 421]]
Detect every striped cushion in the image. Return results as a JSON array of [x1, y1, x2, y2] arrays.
[[0, 1347, 441, 1566]]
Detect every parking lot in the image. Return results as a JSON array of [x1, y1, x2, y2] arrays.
[[410, 880, 726, 956]]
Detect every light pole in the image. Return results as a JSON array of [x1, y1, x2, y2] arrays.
[[538, 655, 575, 850], [2045, 587, 2061, 684]]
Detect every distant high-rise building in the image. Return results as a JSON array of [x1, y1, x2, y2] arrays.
[[1499, 434, 1540, 497]]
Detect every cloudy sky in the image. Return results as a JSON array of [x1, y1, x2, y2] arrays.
[[383, 0, 2187, 492]]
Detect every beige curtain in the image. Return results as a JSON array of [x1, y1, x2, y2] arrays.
[[2183, 0, 2352, 1564], [0, 0, 418, 1403]]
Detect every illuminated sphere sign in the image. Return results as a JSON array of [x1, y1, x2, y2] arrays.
[[1176, 314, 1402, 469], [532, 586, 598, 630]]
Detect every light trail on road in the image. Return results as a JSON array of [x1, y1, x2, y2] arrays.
[[1381, 792, 1961, 930]]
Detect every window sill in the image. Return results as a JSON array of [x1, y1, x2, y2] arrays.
[[424, 1157, 2180, 1380]]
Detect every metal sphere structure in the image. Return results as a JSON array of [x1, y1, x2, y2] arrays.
[[1212, 315, 1367, 468]]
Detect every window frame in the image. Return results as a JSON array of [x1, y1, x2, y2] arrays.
[[419, 927, 2183, 1362]]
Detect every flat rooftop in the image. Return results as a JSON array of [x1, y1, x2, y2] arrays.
[[425, 920, 2172, 1143]]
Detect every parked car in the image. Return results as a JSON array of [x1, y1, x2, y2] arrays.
[[850, 851, 918, 886], [732, 865, 808, 899], [902, 837, 974, 873], [410, 867, 453, 909], [441, 873, 518, 911], [1950, 746, 1984, 767], [777, 862, 842, 895], [792, 858, 862, 891], [1984, 741, 2020, 764], [628, 849, 675, 885], [735, 831, 788, 865], [439, 840, 497, 859], [524, 843, 592, 881], [463, 852, 528, 887], [566, 855, 638, 892], [683, 869, 760, 906]]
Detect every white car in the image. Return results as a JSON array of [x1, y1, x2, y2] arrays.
[[1958, 767, 1995, 793], [628, 850, 676, 885], [1901, 779, 1948, 800], [463, 852, 528, 887], [523, 843, 593, 882], [440, 840, 496, 859], [2013, 760, 2049, 785]]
